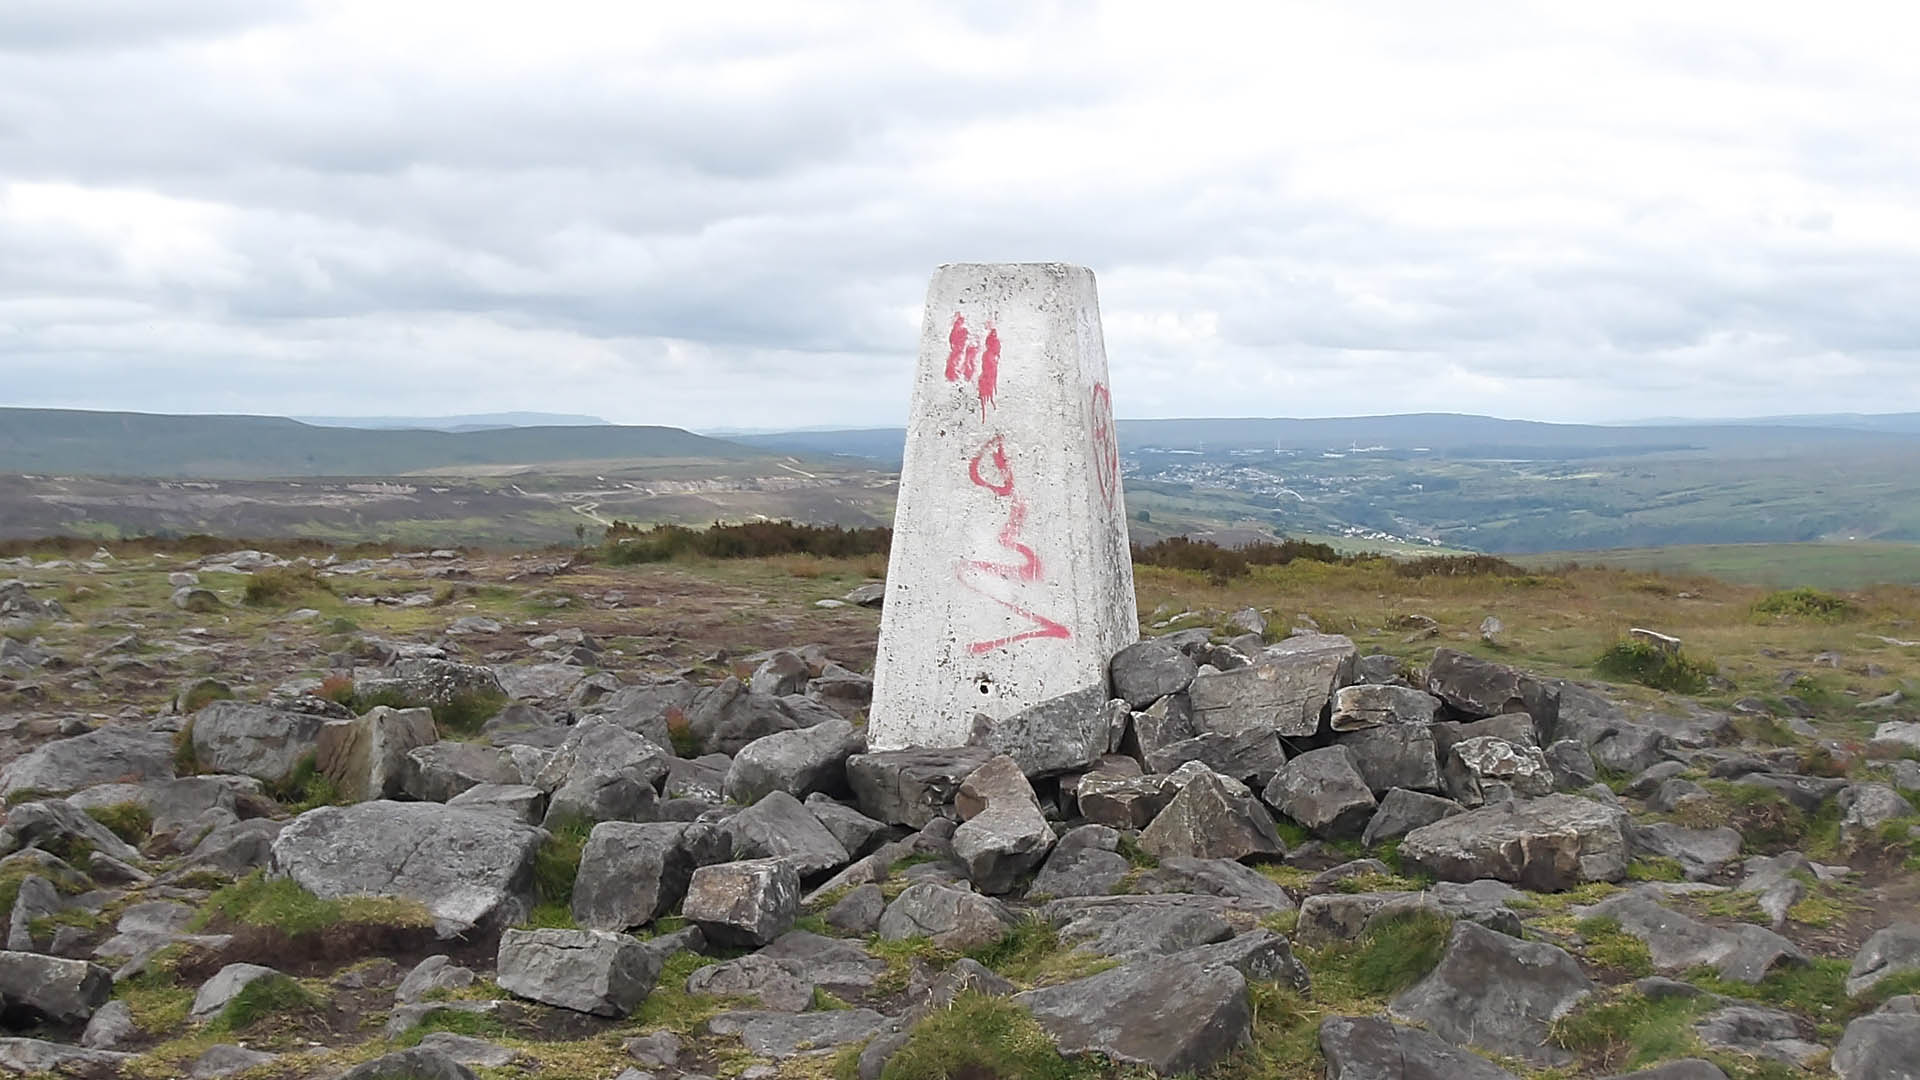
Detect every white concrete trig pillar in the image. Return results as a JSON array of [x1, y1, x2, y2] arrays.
[[868, 263, 1139, 751]]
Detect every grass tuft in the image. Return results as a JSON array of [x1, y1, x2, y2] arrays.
[[1348, 909, 1452, 997], [1595, 638, 1715, 694], [206, 973, 315, 1034], [1575, 915, 1655, 977], [1551, 989, 1705, 1070], [1751, 587, 1854, 622], [196, 870, 433, 935], [242, 565, 334, 607], [530, 814, 592, 918], [877, 991, 1103, 1080]]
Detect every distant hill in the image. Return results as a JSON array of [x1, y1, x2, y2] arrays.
[[0, 408, 764, 478], [294, 412, 609, 431], [736, 412, 1920, 466]]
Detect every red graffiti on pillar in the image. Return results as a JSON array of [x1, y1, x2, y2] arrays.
[[943, 314, 1000, 419], [1090, 382, 1119, 509], [953, 432, 1071, 654]]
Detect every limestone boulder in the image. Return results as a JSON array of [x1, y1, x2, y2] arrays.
[[876, 883, 1016, 951], [1318, 1015, 1520, 1080], [1362, 789, 1464, 847], [269, 800, 543, 936], [1442, 736, 1553, 806], [723, 720, 863, 805], [722, 790, 851, 876], [1426, 649, 1559, 730], [496, 928, 661, 1017], [402, 742, 544, 803], [0, 726, 175, 799], [1142, 728, 1288, 787], [0, 951, 112, 1025], [950, 755, 1054, 894], [1833, 1007, 1920, 1080], [1848, 924, 1920, 998], [1331, 684, 1443, 731], [683, 859, 799, 947], [1141, 770, 1285, 861], [571, 821, 712, 931], [1389, 920, 1594, 1067], [1187, 633, 1356, 737], [845, 747, 993, 828], [532, 719, 670, 826], [970, 685, 1110, 777], [1015, 955, 1251, 1076], [1337, 724, 1442, 795], [1108, 639, 1198, 709], [684, 678, 799, 756], [1579, 889, 1807, 983], [1398, 794, 1629, 890], [315, 706, 437, 803], [1262, 746, 1376, 839], [189, 702, 327, 784]]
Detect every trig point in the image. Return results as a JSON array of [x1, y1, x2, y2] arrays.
[[868, 263, 1139, 751]]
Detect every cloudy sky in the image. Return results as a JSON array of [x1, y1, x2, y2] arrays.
[[3, 1, 1917, 430]]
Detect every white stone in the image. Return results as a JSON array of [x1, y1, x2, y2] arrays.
[[869, 264, 1138, 751]]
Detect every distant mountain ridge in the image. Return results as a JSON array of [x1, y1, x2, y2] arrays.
[[294, 412, 609, 431], [0, 408, 762, 478], [734, 412, 1920, 466]]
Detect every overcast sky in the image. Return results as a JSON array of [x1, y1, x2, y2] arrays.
[[3, 1, 1917, 430]]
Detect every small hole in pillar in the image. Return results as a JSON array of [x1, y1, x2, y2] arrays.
[[977, 677, 992, 695]]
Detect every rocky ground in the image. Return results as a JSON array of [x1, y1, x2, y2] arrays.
[[0, 546, 1918, 1080]]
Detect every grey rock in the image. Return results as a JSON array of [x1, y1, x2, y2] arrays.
[[1141, 769, 1286, 861], [1628, 822, 1742, 880], [0, 1039, 136, 1076], [1362, 789, 1464, 847], [1332, 684, 1442, 731], [685, 678, 798, 756], [172, 586, 223, 612], [0, 725, 175, 799], [1295, 891, 1422, 946], [445, 782, 545, 823], [572, 821, 703, 930], [1031, 830, 1131, 899], [1580, 889, 1808, 982], [79, 998, 135, 1049], [1834, 1009, 1920, 1080], [824, 883, 887, 933], [6, 874, 62, 953], [0, 950, 112, 1024], [683, 858, 799, 947], [337, 1046, 480, 1080], [269, 800, 543, 936], [1598, 1060, 1728, 1080], [1850, 924, 1920, 998], [876, 882, 1016, 951], [845, 746, 993, 827], [1135, 855, 1297, 912], [1693, 1005, 1825, 1067], [1442, 736, 1553, 806], [804, 796, 889, 858], [1427, 649, 1559, 730], [191, 1044, 277, 1079], [532, 719, 669, 825], [1142, 727, 1288, 787], [1318, 1014, 1521, 1080], [1337, 723, 1443, 795], [496, 928, 661, 1016], [1, 799, 141, 865], [1076, 762, 1180, 830], [1043, 894, 1235, 961], [1188, 633, 1356, 737], [748, 651, 811, 698], [188, 702, 327, 784], [364, 657, 506, 706], [665, 755, 729, 803], [950, 755, 1054, 894], [1125, 692, 1197, 766], [592, 678, 698, 749], [1543, 739, 1599, 790], [1841, 782, 1917, 839], [625, 1029, 682, 1068], [724, 720, 862, 805], [191, 962, 282, 1019], [402, 742, 540, 803], [1398, 794, 1629, 889], [1109, 639, 1198, 709], [1263, 745, 1376, 839], [396, 955, 476, 1004], [723, 790, 851, 876], [845, 582, 886, 607], [315, 705, 437, 803], [180, 817, 283, 875], [1389, 920, 1593, 1066], [971, 684, 1109, 777], [707, 1007, 889, 1057], [414, 1033, 516, 1069], [1015, 955, 1251, 1075]]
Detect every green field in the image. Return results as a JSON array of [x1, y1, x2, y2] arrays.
[[1524, 541, 1920, 588]]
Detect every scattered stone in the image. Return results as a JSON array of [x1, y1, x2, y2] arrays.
[[414, 1033, 517, 1069], [1187, 633, 1356, 737], [532, 719, 670, 825], [0, 950, 113, 1025], [723, 790, 851, 876], [496, 928, 661, 1016], [573, 821, 710, 931], [172, 586, 223, 612], [1398, 794, 1628, 890], [0, 1039, 137, 1076], [971, 685, 1110, 777], [1849, 924, 1920, 998], [78, 999, 136, 1050], [1108, 639, 1198, 709], [1318, 1014, 1520, 1080], [685, 678, 800, 756], [707, 1007, 890, 1058], [1336, 724, 1442, 795], [1331, 684, 1442, 731], [0, 725, 175, 798], [1043, 894, 1235, 961], [1135, 855, 1297, 913], [804, 795, 890, 857], [950, 755, 1054, 894], [396, 955, 476, 1004], [1443, 736, 1553, 806], [1389, 920, 1593, 1066], [1628, 822, 1742, 880], [1015, 954, 1251, 1075], [683, 859, 800, 947], [824, 883, 887, 933], [1362, 788, 1464, 847], [724, 720, 863, 805], [1693, 1005, 1825, 1067], [1426, 649, 1559, 729], [1141, 769, 1286, 861], [1833, 1007, 1920, 1080], [270, 800, 543, 936], [315, 705, 437, 803], [190, 962, 283, 1020], [190, 1044, 277, 1079], [1580, 889, 1808, 982], [1262, 746, 1377, 839], [1143, 727, 1288, 787], [845, 747, 993, 828], [876, 882, 1016, 951], [338, 1047, 479, 1080]]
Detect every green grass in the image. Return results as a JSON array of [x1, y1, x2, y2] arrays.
[[530, 814, 592, 919], [876, 991, 1103, 1080], [394, 1005, 513, 1046], [1686, 958, 1852, 1037], [348, 686, 506, 738], [1551, 989, 1706, 1070], [1595, 638, 1715, 694], [1625, 857, 1687, 883], [1575, 915, 1655, 977], [242, 565, 334, 607], [195, 871, 432, 935], [178, 678, 233, 713], [629, 949, 730, 1035], [205, 973, 316, 1034], [1752, 587, 1856, 622], [964, 917, 1117, 988], [263, 753, 344, 811], [1343, 909, 1452, 997]]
